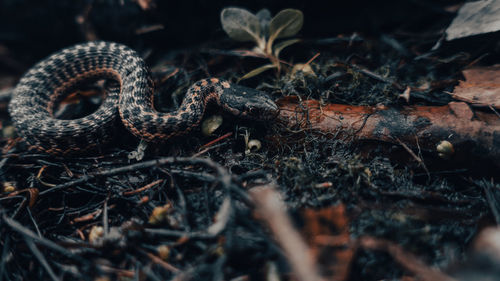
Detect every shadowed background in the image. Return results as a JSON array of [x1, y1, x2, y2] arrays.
[[0, 0, 458, 69]]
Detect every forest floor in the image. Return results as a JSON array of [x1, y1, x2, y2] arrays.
[[0, 1, 499, 280]]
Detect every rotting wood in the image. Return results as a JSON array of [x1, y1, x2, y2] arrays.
[[277, 96, 500, 164]]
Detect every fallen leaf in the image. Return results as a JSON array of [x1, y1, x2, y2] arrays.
[[445, 0, 500, 40], [451, 65, 500, 109], [301, 205, 354, 281]]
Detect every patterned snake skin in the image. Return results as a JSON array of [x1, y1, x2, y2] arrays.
[[9, 41, 278, 154]]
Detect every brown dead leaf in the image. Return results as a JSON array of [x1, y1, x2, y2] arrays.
[[301, 204, 354, 281], [250, 185, 323, 281], [451, 65, 500, 109], [445, 0, 500, 40]]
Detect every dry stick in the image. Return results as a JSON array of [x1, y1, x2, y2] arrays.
[[3, 215, 87, 264], [352, 64, 404, 90], [39, 157, 231, 196], [143, 251, 180, 273], [97, 265, 135, 278], [31, 157, 235, 276], [489, 104, 500, 118], [144, 228, 214, 239], [278, 98, 500, 164], [358, 236, 456, 281], [395, 137, 430, 179], [250, 184, 323, 281], [198, 132, 233, 150], [24, 238, 59, 281], [103, 194, 110, 235], [481, 179, 500, 225], [72, 208, 103, 223], [122, 179, 164, 196], [192, 142, 229, 157], [36, 156, 235, 236]]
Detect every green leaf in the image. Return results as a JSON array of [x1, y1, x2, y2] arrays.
[[238, 64, 277, 81], [273, 38, 301, 58], [220, 7, 262, 44], [267, 9, 303, 53], [256, 9, 271, 37], [269, 9, 303, 39]]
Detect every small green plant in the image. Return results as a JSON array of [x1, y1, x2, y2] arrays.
[[220, 7, 303, 80]]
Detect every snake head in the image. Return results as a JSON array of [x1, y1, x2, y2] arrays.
[[220, 84, 279, 120]]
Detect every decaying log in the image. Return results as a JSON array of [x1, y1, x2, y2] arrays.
[[277, 97, 500, 165]]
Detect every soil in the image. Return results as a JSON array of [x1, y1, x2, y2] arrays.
[[0, 1, 499, 280]]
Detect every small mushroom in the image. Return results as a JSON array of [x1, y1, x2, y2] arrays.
[[157, 245, 170, 260], [436, 140, 454, 159], [202, 115, 223, 136], [148, 204, 172, 225], [2, 182, 16, 193], [89, 226, 104, 244], [246, 139, 262, 153]]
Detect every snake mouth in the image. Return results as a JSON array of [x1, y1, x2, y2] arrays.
[[220, 84, 279, 120], [259, 99, 280, 120]]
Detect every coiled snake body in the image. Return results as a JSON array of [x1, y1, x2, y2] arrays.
[[9, 41, 278, 154]]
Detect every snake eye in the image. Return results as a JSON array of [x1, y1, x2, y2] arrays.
[[249, 107, 258, 115]]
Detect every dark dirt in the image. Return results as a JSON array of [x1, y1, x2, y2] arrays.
[[0, 1, 499, 280]]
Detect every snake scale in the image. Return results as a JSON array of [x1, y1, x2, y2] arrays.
[[9, 41, 278, 154]]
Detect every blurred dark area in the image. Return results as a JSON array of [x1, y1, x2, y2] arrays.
[[0, 0, 460, 68]]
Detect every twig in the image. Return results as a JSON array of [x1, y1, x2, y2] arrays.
[[480, 179, 500, 225], [0, 235, 10, 281], [199, 132, 233, 150], [395, 137, 430, 180], [3, 215, 86, 263], [358, 236, 456, 281], [122, 179, 164, 196], [144, 228, 214, 239], [249, 184, 322, 281], [489, 104, 500, 119], [303, 52, 320, 67], [39, 157, 231, 196], [24, 238, 59, 281], [193, 132, 233, 157], [103, 194, 109, 235], [143, 250, 180, 273], [352, 64, 404, 90]]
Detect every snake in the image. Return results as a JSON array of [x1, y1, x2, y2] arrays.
[[8, 41, 279, 154]]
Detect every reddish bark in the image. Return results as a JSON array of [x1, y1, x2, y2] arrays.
[[277, 97, 500, 164]]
